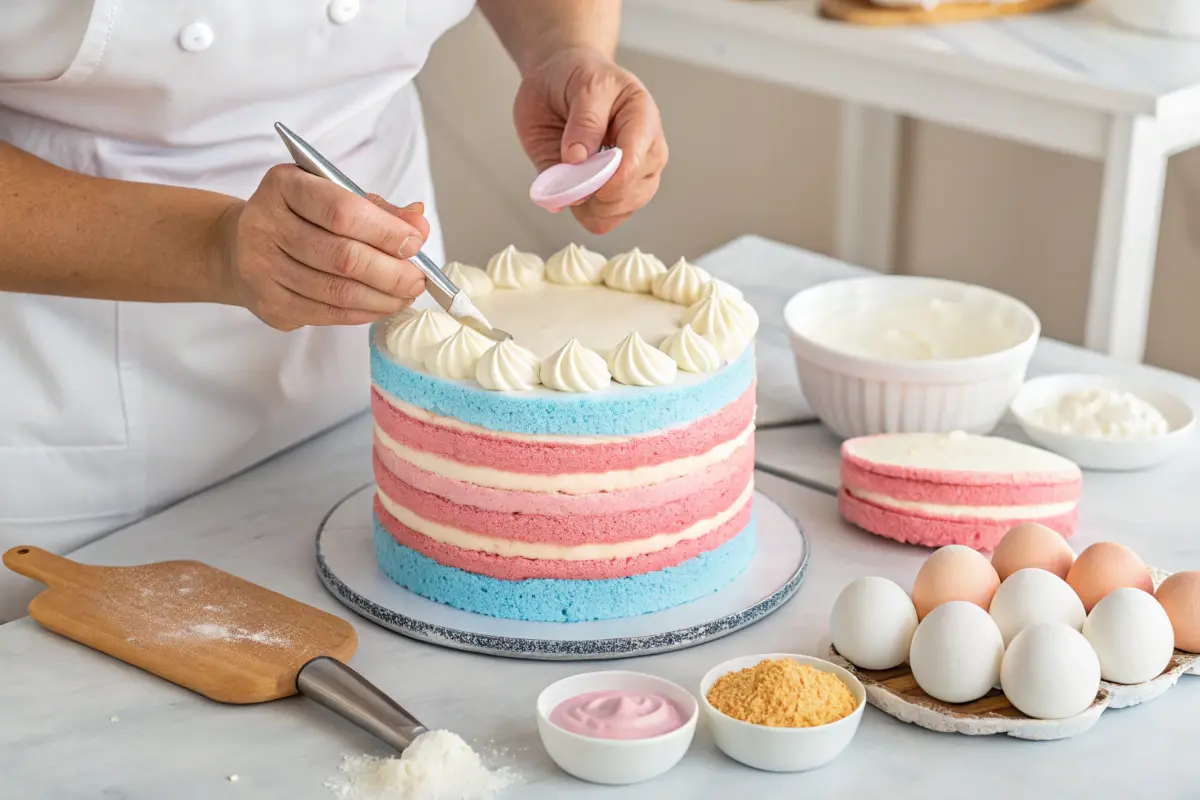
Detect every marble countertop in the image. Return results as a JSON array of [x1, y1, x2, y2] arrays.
[[6, 236, 1200, 798]]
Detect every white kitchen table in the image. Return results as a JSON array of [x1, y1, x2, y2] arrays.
[[620, 0, 1200, 363], [5, 236, 1200, 799]]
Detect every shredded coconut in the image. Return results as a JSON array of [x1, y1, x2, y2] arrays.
[[326, 730, 514, 800]]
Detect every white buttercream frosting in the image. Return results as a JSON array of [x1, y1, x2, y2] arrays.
[[385, 309, 461, 363], [658, 324, 722, 373], [683, 284, 760, 359], [545, 243, 607, 286], [540, 338, 611, 393], [475, 339, 542, 392], [602, 248, 667, 293], [652, 258, 712, 305], [442, 262, 494, 297], [608, 331, 679, 387], [486, 245, 544, 289], [423, 325, 494, 380], [711, 278, 744, 300]]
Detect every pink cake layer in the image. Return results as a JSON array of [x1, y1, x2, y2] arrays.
[[374, 451, 752, 544], [840, 459, 1082, 507], [841, 437, 1082, 486], [374, 494, 754, 580], [373, 436, 755, 515], [839, 488, 1078, 552], [371, 384, 756, 474]]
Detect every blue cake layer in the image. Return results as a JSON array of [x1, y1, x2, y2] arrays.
[[373, 516, 757, 622], [369, 322, 755, 436]]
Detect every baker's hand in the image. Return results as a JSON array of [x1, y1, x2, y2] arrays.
[[217, 165, 430, 331], [513, 46, 668, 235]]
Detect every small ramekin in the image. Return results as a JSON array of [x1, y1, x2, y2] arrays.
[[783, 276, 1040, 438], [536, 670, 698, 785], [699, 653, 866, 773]]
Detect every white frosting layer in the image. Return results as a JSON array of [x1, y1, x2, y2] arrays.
[[659, 324, 721, 373], [541, 339, 611, 393], [386, 309, 461, 363], [683, 284, 759, 360], [374, 423, 755, 493], [487, 245, 544, 289], [377, 481, 753, 560], [424, 326, 494, 380], [545, 243, 606, 286], [475, 339, 542, 392], [442, 262, 493, 297], [847, 488, 1078, 520], [652, 258, 711, 306], [608, 331, 678, 387], [603, 248, 667, 293], [846, 431, 1080, 477]]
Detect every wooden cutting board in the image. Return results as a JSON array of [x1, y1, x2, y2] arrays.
[[820, 0, 1085, 26], [3, 546, 357, 704]]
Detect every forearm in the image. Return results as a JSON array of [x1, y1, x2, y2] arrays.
[[477, 0, 620, 75], [0, 142, 240, 303]]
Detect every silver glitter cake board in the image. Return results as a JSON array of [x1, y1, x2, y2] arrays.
[[316, 484, 809, 661]]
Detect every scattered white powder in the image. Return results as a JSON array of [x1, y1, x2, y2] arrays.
[[327, 730, 514, 800], [227, 775, 239, 783], [183, 623, 289, 646], [109, 715, 119, 723]]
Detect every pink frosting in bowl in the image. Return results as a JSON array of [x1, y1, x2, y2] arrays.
[[549, 689, 689, 740]]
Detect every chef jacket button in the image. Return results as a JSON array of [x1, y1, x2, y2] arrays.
[[178, 22, 214, 53], [327, 0, 360, 24]]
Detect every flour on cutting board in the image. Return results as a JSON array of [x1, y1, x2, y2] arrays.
[[327, 730, 516, 800]]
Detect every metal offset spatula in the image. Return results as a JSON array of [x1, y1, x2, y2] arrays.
[[274, 122, 510, 342]]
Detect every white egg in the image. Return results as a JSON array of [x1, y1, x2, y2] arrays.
[[989, 568, 1086, 647], [830, 577, 918, 670], [1082, 587, 1175, 684], [1001, 622, 1101, 719], [909, 601, 1005, 704]]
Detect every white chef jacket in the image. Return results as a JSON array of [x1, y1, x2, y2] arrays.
[[0, 0, 476, 620]]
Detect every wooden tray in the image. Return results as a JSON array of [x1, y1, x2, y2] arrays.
[[819, 0, 1085, 26], [829, 644, 1198, 740]]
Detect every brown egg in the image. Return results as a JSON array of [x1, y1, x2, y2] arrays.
[[991, 522, 1075, 581], [1155, 571, 1200, 653], [1066, 542, 1153, 613], [912, 544, 1001, 620]]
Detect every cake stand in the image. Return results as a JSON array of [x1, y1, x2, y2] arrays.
[[315, 484, 809, 660]]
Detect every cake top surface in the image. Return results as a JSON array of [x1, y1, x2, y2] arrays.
[[843, 432, 1081, 481], [377, 244, 759, 395]]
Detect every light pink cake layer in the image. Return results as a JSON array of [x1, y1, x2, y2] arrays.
[[372, 384, 756, 474], [841, 436, 1082, 487], [839, 488, 1077, 552], [840, 460, 1082, 507], [373, 436, 755, 515], [375, 494, 754, 580], [374, 451, 752, 544]]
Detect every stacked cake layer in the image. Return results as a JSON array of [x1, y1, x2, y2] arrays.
[[839, 432, 1081, 552]]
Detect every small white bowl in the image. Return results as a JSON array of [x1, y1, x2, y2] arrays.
[[699, 653, 866, 773], [1010, 374, 1196, 471], [536, 670, 698, 785], [1105, 0, 1200, 39], [783, 276, 1039, 439]]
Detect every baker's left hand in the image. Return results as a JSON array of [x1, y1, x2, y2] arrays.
[[514, 46, 668, 235]]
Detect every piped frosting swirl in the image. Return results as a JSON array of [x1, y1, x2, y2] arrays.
[[658, 324, 722, 373], [386, 309, 460, 363], [546, 243, 607, 286], [602, 248, 667, 293], [487, 245, 544, 289], [423, 325, 494, 380], [442, 262, 494, 297], [476, 339, 542, 391], [683, 284, 759, 360], [652, 258, 712, 305], [608, 331, 679, 386], [541, 339, 611, 393]]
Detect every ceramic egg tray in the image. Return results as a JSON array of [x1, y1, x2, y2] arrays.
[[826, 567, 1198, 741], [818, 0, 1085, 26]]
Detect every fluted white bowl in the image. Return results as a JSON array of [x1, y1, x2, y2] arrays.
[[783, 276, 1039, 439]]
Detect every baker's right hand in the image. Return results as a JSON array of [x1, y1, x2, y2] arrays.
[[217, 164, 430, 330]]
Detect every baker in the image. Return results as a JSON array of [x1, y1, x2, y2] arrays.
[[0, 1, 668, 621]]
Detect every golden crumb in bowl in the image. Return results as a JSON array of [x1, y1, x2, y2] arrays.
[[707, 659, 856, 727]]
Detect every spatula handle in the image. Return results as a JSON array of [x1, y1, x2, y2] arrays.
[[296, 656, 428, 753], [2, 546, 92, 588]]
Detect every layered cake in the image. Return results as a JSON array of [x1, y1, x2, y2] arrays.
[[369, 244, 759, 622], [839, 432, 1082, 551]]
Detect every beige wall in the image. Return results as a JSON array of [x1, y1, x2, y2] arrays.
[[418, 11, 1200, 378]]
